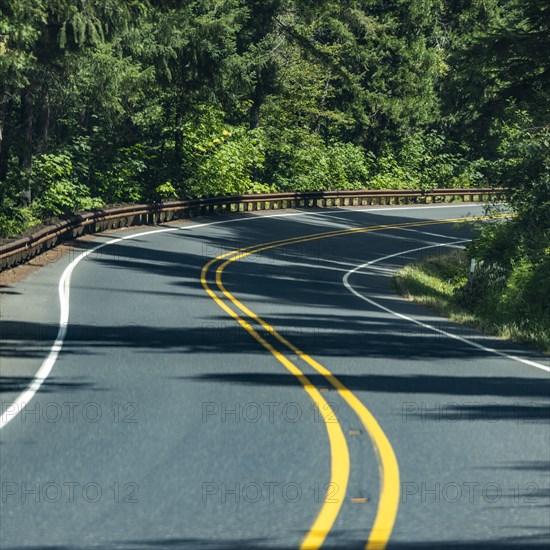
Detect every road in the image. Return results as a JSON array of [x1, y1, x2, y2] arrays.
[[1, 204, 549, 549]]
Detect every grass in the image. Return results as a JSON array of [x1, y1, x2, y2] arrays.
[[394, 248, 550, 353]]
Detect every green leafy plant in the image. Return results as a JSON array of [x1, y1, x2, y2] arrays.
[[154, 182, 177, 201], [30, 152, 103, 218], [93, 145, 147, 204]]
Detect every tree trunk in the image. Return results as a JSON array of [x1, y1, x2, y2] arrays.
[[37, 89, 50, 153], [0, 135, 10, 186], [174, 109, 183, 168], [0, 92, 9, 167], [0, 113, 4, 160], [0, 119, 10, 185], [19, 87, 33, 205], [249, 88, 262, 130]]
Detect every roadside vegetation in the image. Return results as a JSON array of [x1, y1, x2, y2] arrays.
[[395, 244, 550, 353], [1, 2, 548, 231]]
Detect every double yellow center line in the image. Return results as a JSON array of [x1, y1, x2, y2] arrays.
[[200, 216, 479, 549]]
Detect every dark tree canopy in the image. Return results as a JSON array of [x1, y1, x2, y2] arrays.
[[0, 0, 547, 233]]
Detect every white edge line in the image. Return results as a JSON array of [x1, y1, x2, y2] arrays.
[[0, 202, 490, 429], [342, 240, 550, 373], [0, 227, 178, 429]]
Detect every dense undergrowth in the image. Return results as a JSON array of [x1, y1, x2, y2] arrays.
[[394, 245, 549, 353]]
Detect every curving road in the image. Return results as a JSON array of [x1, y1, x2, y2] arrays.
[[1, 204, 549, 549]]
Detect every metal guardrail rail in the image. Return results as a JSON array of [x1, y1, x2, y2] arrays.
[[0, 187, 508, 271]]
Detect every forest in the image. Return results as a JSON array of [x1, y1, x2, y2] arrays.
[[1, 1, 548, 343]]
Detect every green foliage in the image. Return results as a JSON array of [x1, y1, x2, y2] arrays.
[[396, 249, 550, 352], [463, 95, 549, 331], [466, 252, 550, 351], [265, 129, 371, 191], [501, 255, 549, 322], [30, 152, 103, 217], [0, 1, 547, 327], [0, 201, 39, 238], [467, 213, 549, 313], [93, 145, 147, 204], [494, 115, 550, 259], [0, 0, 46, 90], [184, 124, 267, 196], [370, 132, 482, 189], [154, 182, 177, 201]]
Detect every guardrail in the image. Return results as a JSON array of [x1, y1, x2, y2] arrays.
[[0, 187, 508, 271]]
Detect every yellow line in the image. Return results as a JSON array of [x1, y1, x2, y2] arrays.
[[201, 261, 350, 550], [208, 217, 473, 263], [202, 214, 499, 549]]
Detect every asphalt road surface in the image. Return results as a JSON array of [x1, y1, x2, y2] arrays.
[[1, 204, 549, 549]]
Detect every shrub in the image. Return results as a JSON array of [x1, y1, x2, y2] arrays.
[[93, 145, 147, 204], [265, 128, 372, 191], [31, 153, 103, 218], [370, 131, 479, 190], [185, 126, 267, 196]]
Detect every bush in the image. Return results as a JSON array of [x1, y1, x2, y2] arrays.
[[185, 126, 267, 196], [396, 248, 550, 352], [154, 182, 178, 201], [174, 105, 269, 197], [0, 204, 39, 238], [462, 213, 549, 349], [265, 128, 372, 191], [93, 145, 147, 204], [31, 153, 103, 218], [370, 131, 480, 190]]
